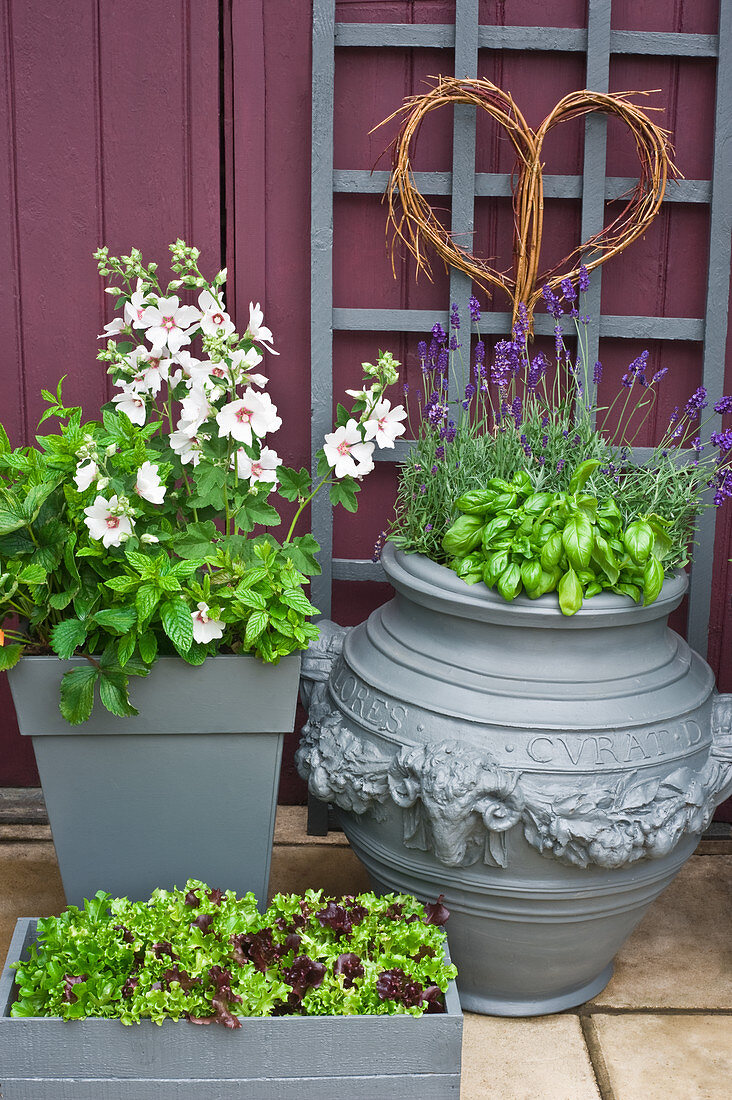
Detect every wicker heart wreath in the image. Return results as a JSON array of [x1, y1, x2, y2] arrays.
[[380, 77, 677, 323]]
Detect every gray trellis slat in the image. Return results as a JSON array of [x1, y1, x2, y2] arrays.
[[311, 0, 731, 650]]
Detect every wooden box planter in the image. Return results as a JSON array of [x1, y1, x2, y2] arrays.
[[0, 919, 463, 1098]]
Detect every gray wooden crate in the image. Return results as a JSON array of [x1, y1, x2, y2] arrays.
[[0, 919, 463, 1098]]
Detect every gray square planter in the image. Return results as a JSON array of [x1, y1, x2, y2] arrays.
[[7, 654, 302, 907], [0, 919, 463, 1098]]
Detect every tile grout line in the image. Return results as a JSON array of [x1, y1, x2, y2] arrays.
[[579, 1014, 617, 1100]]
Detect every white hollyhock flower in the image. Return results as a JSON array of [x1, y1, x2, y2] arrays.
[[139, 295, 201, 354], [123, 278, 150, 329], [191, 602, 225, 643], [112, 386, 147, 425], [97, 317, 126, 339], [230, 348, 267, 388], [179, 385, 212, 428], [198, 289, 235, 339], [247, 301, 279, 354], [345, 383, 379, 401], [323, 420, 375, 479], [216, 388, 282, 446], [83, 495, 134, 548], [362, 399, 408, 448], [135, 461, 166, 505], [169, 428, 204, 467], [74, 460, 99, 492], [232, 445, 281, 487]]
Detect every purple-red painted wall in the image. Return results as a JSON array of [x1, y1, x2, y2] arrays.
[[1, 1, 730, 816]]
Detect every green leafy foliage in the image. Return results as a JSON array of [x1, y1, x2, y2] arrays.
[[11, 882, 457, 1025], [442, 465, 671, 615]]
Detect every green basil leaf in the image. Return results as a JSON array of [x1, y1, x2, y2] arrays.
[[497, 563, 522, 601], [540, 531, 564, 570], [562, 512, 594, 570], [623, 520, 654, 564], [520, 560, 542, 592], [568, 459, 600, 494], [442, 515, 485, 557], [642, 556, 665, 605], [558, 567, 584, 616]]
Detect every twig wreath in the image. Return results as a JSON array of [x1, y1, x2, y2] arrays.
[[377, 77, 678, 324]]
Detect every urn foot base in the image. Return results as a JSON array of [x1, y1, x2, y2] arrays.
[[458, 962, 614, 1017]]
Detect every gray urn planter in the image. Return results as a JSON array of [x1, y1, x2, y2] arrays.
[[297, 544, 732, 1016], [0, 918, 463, 1098], [7, 654, 301, 908]]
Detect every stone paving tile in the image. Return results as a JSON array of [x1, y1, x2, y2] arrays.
[[591, 1014, 732, 1100], [589, 855, 732, 1009], [460, 1014, 600, 1100], [268, 841, 372, 900], [0, 840, 64, 965]]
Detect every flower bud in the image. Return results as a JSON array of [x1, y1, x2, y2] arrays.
[[105, 443, 117, 457], [140, 533, 159, 544], [96, 477, 110, 490]]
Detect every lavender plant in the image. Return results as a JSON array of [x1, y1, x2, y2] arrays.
[[391, 273, 732, 603], [0, 242, 406, 721]]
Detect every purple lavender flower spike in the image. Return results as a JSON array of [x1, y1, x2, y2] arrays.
[[469, 295, 481, 323], [578, 265, 590, 292], [651, 367, 668, 386], [450, 303, 460, 330], [449, 335, 460, 351], [432, 322, 447, 344], [542, 286, 563, 319], [557, 458, 565, 472], [513, 302, 529, 345], [560, 277, 576, 302], [711, 429, 732, 454], [714, 395, 732, 414], [417, 340, 427, 360], [593, 361, 603, 385], [684, 386, 708, 419]]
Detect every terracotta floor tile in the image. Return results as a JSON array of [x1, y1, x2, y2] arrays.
[[591, 1014, 732, 1100], [460, 1014, 600, 1100], [589, 855, 732, 1009]]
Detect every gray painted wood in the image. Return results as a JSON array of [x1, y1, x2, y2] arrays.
[[687, 0, 732, 655], [334, 170, 710, 203], [335, 23, 718, 58], [311, 0, 336, 618], [0, 920, 462, 1097], [580, 0, 612, 421]]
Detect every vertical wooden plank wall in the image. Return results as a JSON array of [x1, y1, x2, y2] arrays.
[[0, 0, 220, 783]]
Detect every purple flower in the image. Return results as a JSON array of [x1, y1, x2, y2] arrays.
[[450, 303, 460, 330], [542, 285, 563, 319], [651, 368, 668, 386], [669, 406, 679, 426], [557, 458, 565, 472], [715, 395, 732, 414], [684, 386, 708, 419], [419, 484, 426, 494], [513, 302, 529, 346], [435, 445, 445, 459], [554, 323, 564, 358], [711, 429, 732, 453], [431, 322, 447, 344], [469, 295, 481, 323], [512, 396, 523, 428], [527, 352, 548, 391], [593, 361, 603, 385], [474, 339, 485, 363], [541, 413, 549, 428], [541, 434, 548, 448], [372, 530, 387, 563], [464, 382, 476, 402], [578, 265, 590, 292], [424, 523, 433, 531], [417, 340, 427, 360], [710, 467, 732, 506], [491, 339, 520, 387], [560, 278, 577, 302], [449, 334, 460, 351], [403, 383, 409, 397], [437, 349, 449, 375]]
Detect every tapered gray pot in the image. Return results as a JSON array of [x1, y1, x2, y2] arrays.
[[297, 545, 732, 1016], [8, 654, 301, 907]]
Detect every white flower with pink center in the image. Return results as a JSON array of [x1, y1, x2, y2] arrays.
[[215, 388, 282, 446], [139, 295, 201, 354], [362, 398, 408, 449], [125, 345, 171, 395], [323, 420, 375, 479], [112, 385, 147, 425], [74, 460, 99, 493], [198, 289, 235, 339], [247, 302, 278, 354], [135, 461, 166, 505], [232, 445, 281, 487], [191, 602, 225, 644], [83, 495, 134, 548], [123, 279, 150, 329], [169, 426, 204, 467], [179, 386, 212, 429]]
